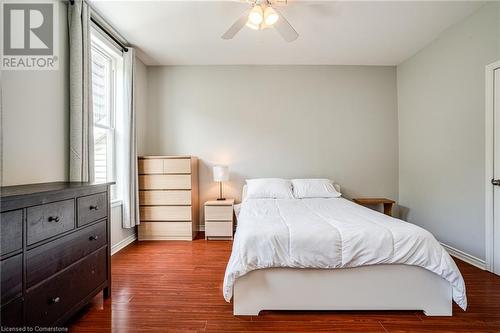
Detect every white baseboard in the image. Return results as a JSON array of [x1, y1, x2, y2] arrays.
[[111, 233, 137, 256], [440, 242, 486, 270]]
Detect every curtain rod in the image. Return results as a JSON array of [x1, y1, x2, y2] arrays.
[[69, 0, 129, 52], [90, 17, 129, 52]]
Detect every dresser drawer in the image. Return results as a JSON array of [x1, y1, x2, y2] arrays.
[[26, 247, 107, 326], [140, 206, 192, 221], [205, 205, 233, 221], [26, 220, 107, 288], [138, 221, 192, 240], [1, 209, 23, 255], [205, 221, 233, 238], [0, 297, 23, 328], [139, 175, 191, 190], [1, 254, 22, 305], [27, 199, 75, 245], [139, 158, 163, 174], [77, 192, 107, 227], [139, 190, 191, 205], [163, 158, 191, 174]]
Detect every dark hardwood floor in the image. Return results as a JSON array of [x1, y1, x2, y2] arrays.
[[69, 237, 500, 332]]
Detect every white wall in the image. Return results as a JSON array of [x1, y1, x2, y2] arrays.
[[397, 3, 500, 260], [144, 65, 399, 228], [110, 204, 135, 252], [1, 3, 69, 186]]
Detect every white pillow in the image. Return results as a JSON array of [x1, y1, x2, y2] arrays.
[[291, 179, 341, 198], [241, 185, 248, 202], [245, 178, 294, 199]]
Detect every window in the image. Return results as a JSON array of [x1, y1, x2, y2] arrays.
[[91, 28, 123, 200]]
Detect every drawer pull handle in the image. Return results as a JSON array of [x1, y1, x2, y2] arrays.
[[48, 216, 60, 223], [89, 235, 99, 241], [90, 205, 99, 211], [50, 297, 60, 304]]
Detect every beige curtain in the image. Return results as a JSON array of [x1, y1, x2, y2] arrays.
[[68, 0, 94, 182], [121, 48, 139, 228]]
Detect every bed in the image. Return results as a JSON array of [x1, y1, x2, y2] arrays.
[[223, 185, 467, 316]]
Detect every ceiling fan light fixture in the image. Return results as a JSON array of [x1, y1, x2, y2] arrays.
[[248, 5, 264, 25], [264, 6, 279, 26], [221, 1, 298, 42], [245, 20, 260, 30]]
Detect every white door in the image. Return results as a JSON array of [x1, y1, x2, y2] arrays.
[[494, 67, 500, 275]]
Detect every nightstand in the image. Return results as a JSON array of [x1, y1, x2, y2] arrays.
[[352, 198, 395, 216], [204, 199, 235, 240]]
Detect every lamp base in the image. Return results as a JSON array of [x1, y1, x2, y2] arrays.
[[217, 182, 226, 201]]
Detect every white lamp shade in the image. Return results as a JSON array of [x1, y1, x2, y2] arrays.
[[213, 165, 229, 182], [264, 6, 279, 26], [248, 5, 263, 25]]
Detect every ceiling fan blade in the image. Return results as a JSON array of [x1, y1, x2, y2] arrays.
[[273, 9, 299, 42], [221, 8, 251, 40]]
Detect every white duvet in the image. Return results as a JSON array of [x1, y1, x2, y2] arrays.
[[223, 198, 467, 310]]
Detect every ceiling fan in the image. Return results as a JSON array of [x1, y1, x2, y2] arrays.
[[221, 0, 299, 42]]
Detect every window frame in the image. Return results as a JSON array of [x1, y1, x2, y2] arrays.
[[90, 26, 123, 201]]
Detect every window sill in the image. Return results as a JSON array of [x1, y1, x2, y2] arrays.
[[111, 199, 123, 208]]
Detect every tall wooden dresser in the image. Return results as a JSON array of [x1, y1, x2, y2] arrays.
[[138, 156, 199, 240], [0, 182, 112, 328]]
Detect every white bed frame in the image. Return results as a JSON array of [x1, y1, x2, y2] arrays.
[[233, 264, 452, 316], [233, 185, 453, 316]]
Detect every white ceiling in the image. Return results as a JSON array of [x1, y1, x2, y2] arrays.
[[90, 1, 485, 66]]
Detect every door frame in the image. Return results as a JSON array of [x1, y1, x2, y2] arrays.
[[485, 60, 500, 272]]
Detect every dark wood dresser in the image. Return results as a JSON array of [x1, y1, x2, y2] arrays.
[[0, 182, 112, 328]]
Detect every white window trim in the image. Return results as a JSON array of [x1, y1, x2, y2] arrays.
[[111, 199, 123, 208], [92, 44, 117, 185], [91, 26, 124, 201]]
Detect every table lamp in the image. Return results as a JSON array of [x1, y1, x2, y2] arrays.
[[213, 165, 229, 201]]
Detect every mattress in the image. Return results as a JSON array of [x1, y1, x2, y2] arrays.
[[223, 197, 467, 310]]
